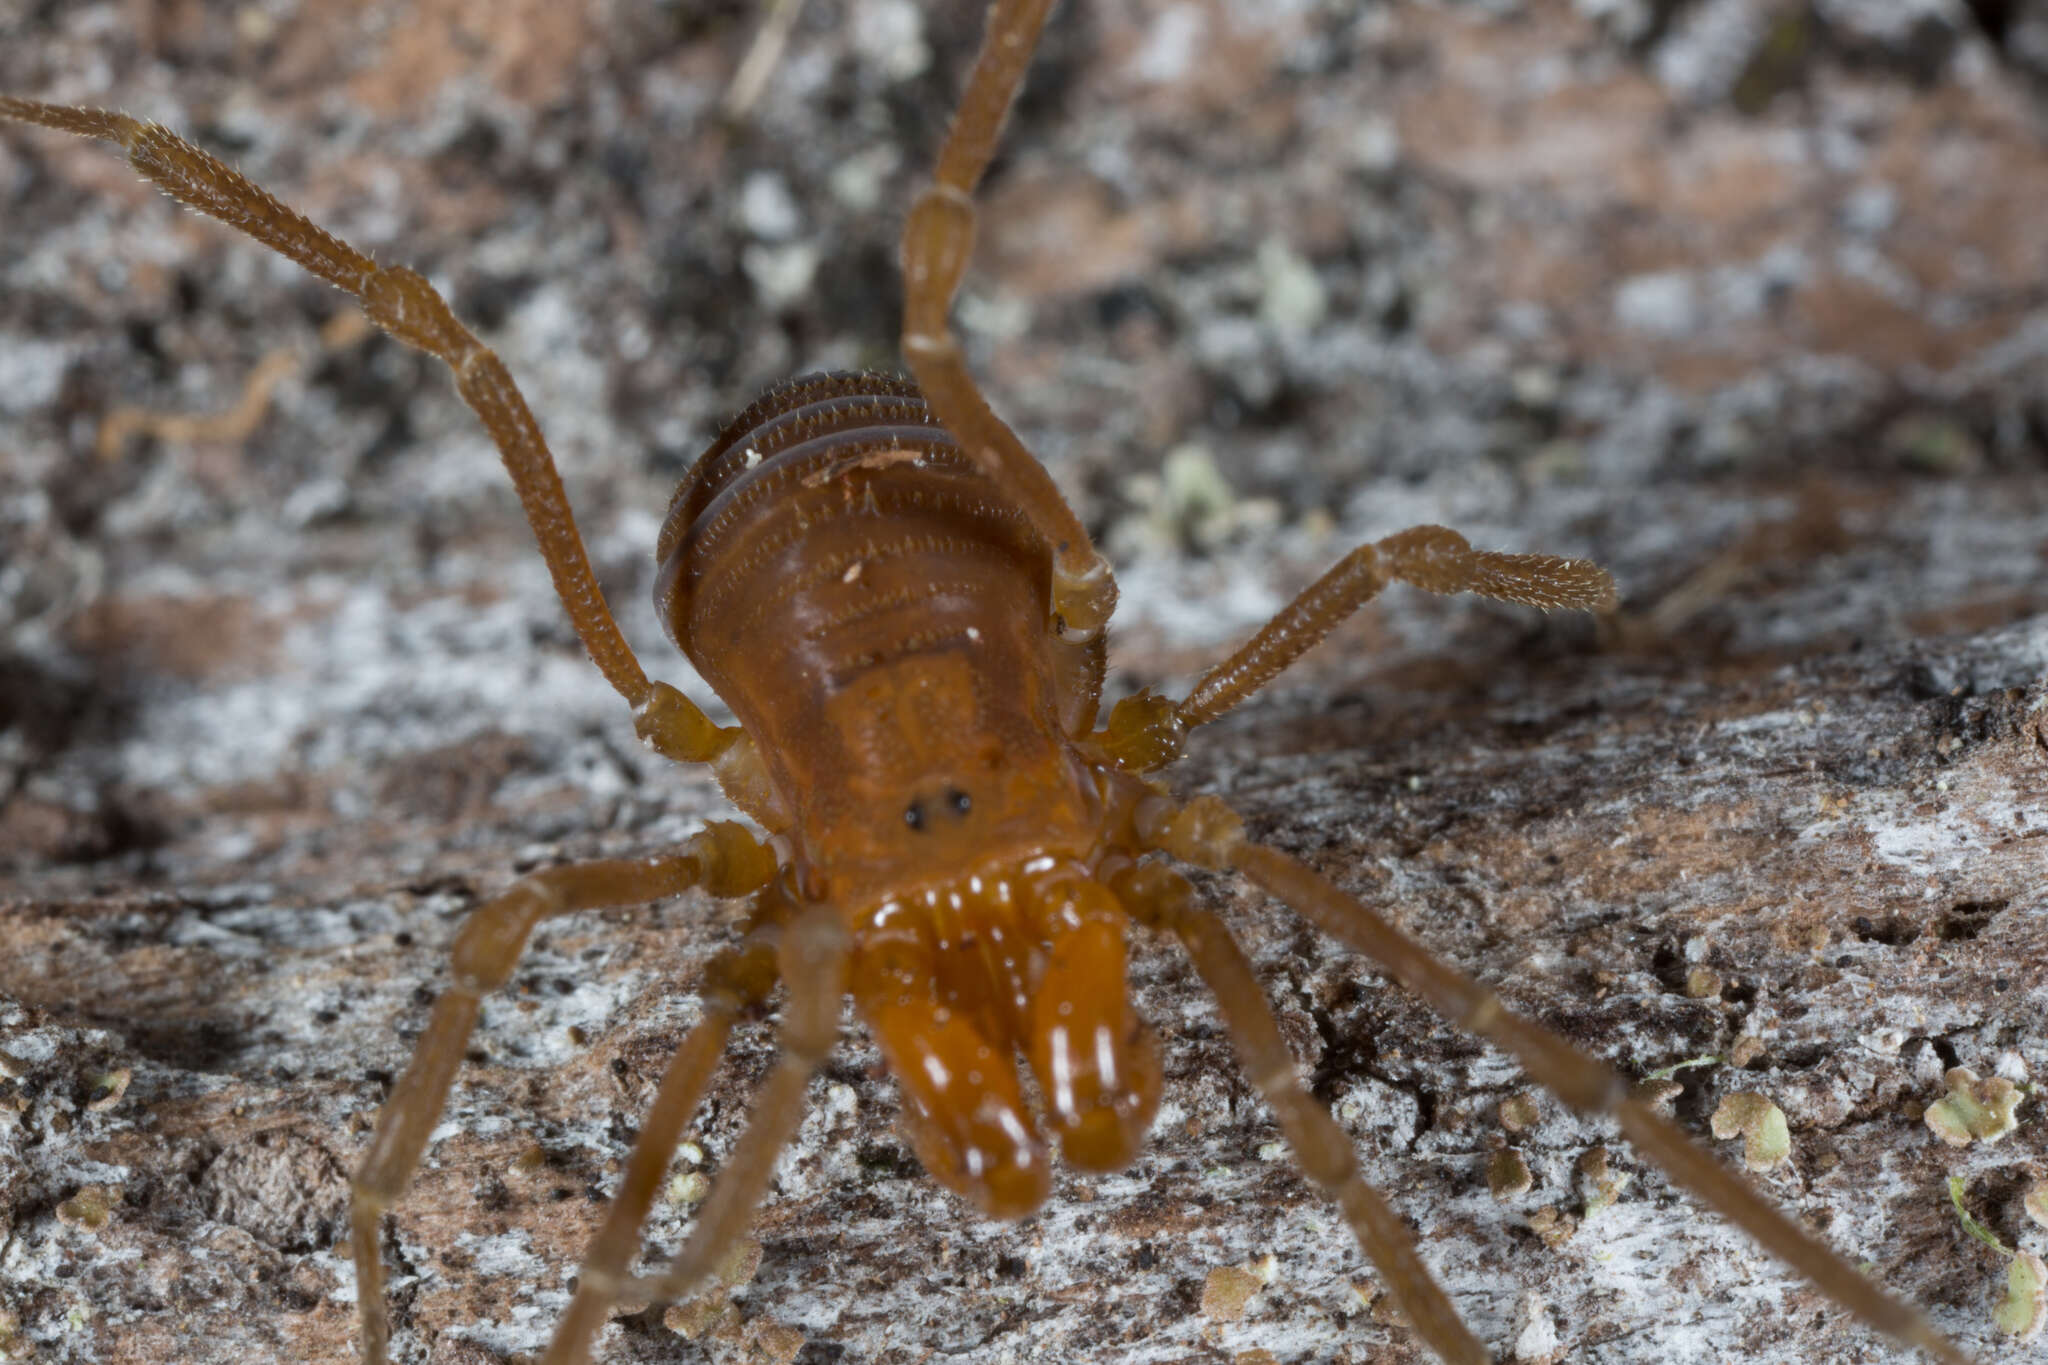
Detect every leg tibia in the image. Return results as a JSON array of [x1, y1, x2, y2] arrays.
[[931, 0, 1060, 197]]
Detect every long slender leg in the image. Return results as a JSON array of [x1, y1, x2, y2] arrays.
[[540, 916, 784, 1365], [1099, 525, 1616, 771], [351, 823, 777, 1365], [1138, 794, 1973, 1365], [630, 904, 850, 1303], [1109, 862, 1488, 1365], [0, 98, 734, 764], [899, 0, 1117, 641]]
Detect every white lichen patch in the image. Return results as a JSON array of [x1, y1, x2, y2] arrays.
[[457, 1229, 549, 1279], [1709, 1092, 1791, 1171], [1923, 1067, 2021, 1147], [1510, 1290, 1561, 1363], [444, 1298, 574, 1359], [1839, 778, 2037, 881], [1109, 543, 1285, 655], [475, 968, 652, 1072]]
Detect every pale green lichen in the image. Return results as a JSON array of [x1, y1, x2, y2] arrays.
[[85, 1067, 130, 1111], [1488, 1147, 1533, 1200], [1997, 1253, 2046, 1341], [1498, 1093, 1541, 1134], [2024, 1180, 2048, 1231], [1924, 1068, 2021, 1148], [1576, 1145, 1632, 1219], [1710, 1092, 1791, 1171], [1643, 1055, 1718, 1083], [1948, 1175, 2011, 1255], [55, 1184, 118, 1232], [1946, 1177, 2046, 1341]]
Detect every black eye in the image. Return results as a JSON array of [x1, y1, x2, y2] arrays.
[[903, 801, 925, 831], [948, 789, 972, 815]]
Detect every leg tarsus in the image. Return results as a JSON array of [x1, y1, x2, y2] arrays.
[[1110, 861, 1490, 1365], [1095, 526, 1613, 771], [350, 832, 775, 1365], [0, 96, 664, 714], [1138, 795, 1972, 1365], [1174, 525, 1612, 735], [539, 919, 785, 1365], [632, 905, 850, 1305]]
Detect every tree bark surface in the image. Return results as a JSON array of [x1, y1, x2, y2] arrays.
[[2, 3, 2046, 1363]]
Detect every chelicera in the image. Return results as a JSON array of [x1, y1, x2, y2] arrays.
[[0, 3, 1979, 1362]]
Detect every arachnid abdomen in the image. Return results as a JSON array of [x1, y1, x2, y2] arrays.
[[655, 373, 1152, 1218], [653, 371, 1102, 904]]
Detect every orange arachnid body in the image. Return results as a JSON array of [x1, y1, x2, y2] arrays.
[[655, 372, 1156, 1213], [0, 3, 1982, 1363]]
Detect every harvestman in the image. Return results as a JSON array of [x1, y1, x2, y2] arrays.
[[0, 1, 1976, 1360]]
